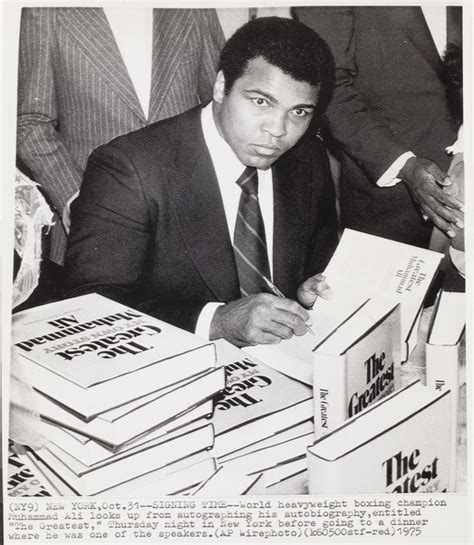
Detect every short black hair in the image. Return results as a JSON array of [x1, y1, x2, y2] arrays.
[[218, 17, 334, 111]]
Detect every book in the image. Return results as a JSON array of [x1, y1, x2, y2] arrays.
[[7, 448, 53, 497], [43, 417, 211, 473], [316, 229, 442, 358], [245, 229, 442, 377], [307, 381, 451, 494], [21, 450, 77, 496], [12, 293, 216, 419], [313, 299, 402, 437], [245, 297, 368, 385], [218, 419, 314, 463], [260, 469, 308, 495], [426, 290, 465, 490], [31, 423, 214, 495], [35, 367, 225, 449], [192, 465, 263, 496], [40, 401, 213, 467], [247, 459, 308, 495], [221, 431, 314, 476], [211, 340, 313, 458], [111, 456, 217, 497]]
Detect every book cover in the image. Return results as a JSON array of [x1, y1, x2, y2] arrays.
[[313, 299, 402, 437], [318, 228, 443, 358], [7, 448, 53, 497], [243, 230, 440, 383], [212, 340, 313, 458], [426, 290, 465, 490], [307, 381, 451, 494], [12, 293, 216, 419]]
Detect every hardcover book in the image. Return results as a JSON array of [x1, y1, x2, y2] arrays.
[[313, 299, 402, 437], [31, 423, 215, 495], [212, 340, 313, 458], [35, 367, 225, 449], [317, 229, 442, 358], [426, 290, 465, 489], [40, 401, 213, 467], [245, 229, 442, 380], [307, 381, 451, 494], [12, 293, 216, 419]]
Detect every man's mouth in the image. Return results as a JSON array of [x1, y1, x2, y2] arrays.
[[252, 144, 281, 156]]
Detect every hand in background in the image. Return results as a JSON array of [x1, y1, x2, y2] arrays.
[[399, 157, 464, 237], [209, 294, 311, 347], [297, 273, 333, 308]]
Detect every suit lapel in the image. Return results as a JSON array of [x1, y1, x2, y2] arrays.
[[389, 6, 441, 72], [149, 9, 195, 122], [163, 110, 240, 301], [58, 8, 146, 122]]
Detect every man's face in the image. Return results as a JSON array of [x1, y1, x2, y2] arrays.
[[213, 56, 319, 170]]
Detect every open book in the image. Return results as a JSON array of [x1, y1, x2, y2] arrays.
[[245, 228, 442, 382]]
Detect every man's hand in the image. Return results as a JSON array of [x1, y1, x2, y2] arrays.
[[297, 273, 333, 308], [398, 157, 464, 237], [209, 293, 311, 347]]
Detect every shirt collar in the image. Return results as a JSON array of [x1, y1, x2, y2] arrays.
[[201, 102, 249, 184]]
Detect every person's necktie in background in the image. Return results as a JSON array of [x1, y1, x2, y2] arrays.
[[233, 167, 271, 296]]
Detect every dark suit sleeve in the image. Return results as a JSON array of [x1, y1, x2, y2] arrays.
[[295, 6, 410, 182], [17, 8, 82, 215], [65, 144, 205, 332]]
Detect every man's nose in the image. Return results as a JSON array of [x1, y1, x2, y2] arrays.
[[262, 113, 287, 138]]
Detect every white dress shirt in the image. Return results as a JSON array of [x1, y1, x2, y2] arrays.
[[104, 7, 153, 119], [195, 102, 275, 338]]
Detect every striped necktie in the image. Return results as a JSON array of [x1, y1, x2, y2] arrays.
[[233, 167, 271, 296]]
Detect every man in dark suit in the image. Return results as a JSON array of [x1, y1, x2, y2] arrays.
[[294, 6, 464, 248], [65, 17, 338, 347]]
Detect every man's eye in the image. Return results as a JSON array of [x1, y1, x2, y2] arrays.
[[252, 97, 269, 107], [293, 108, 310, 117]]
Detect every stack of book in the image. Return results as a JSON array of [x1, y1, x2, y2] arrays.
[[425, 289, 465, 490], [11, 293, 225, 496], [193, 340, 314, 495], [307, 381, 451, 494]]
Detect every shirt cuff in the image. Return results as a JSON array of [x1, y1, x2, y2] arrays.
[[376, 152, 415, 187], [449, 246, 465, 278], [446, 125, 463, 155], [195, 302, 225, 340]]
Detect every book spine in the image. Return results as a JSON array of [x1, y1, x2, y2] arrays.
[[313, 353, 346, 438], [425, 343, 459, 491]]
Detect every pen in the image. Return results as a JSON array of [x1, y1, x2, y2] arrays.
[[262, 275, 316, 336]]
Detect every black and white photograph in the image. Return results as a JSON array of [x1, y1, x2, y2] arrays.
[[2, 1, 471, 542]]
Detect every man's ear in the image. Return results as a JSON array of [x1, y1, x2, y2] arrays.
[[213, 70, 226, 103]]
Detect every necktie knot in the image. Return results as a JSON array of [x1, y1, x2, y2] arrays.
[[236, 166, 258, 196]]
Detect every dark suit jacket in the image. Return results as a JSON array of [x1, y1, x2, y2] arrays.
[[17, 7, 224, 264], [294, 6, 459, 247], [65, 106, 338, 332]]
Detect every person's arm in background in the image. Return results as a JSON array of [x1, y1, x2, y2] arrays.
[[293, 6, 463, 236], [16, 8, 82, 232]]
